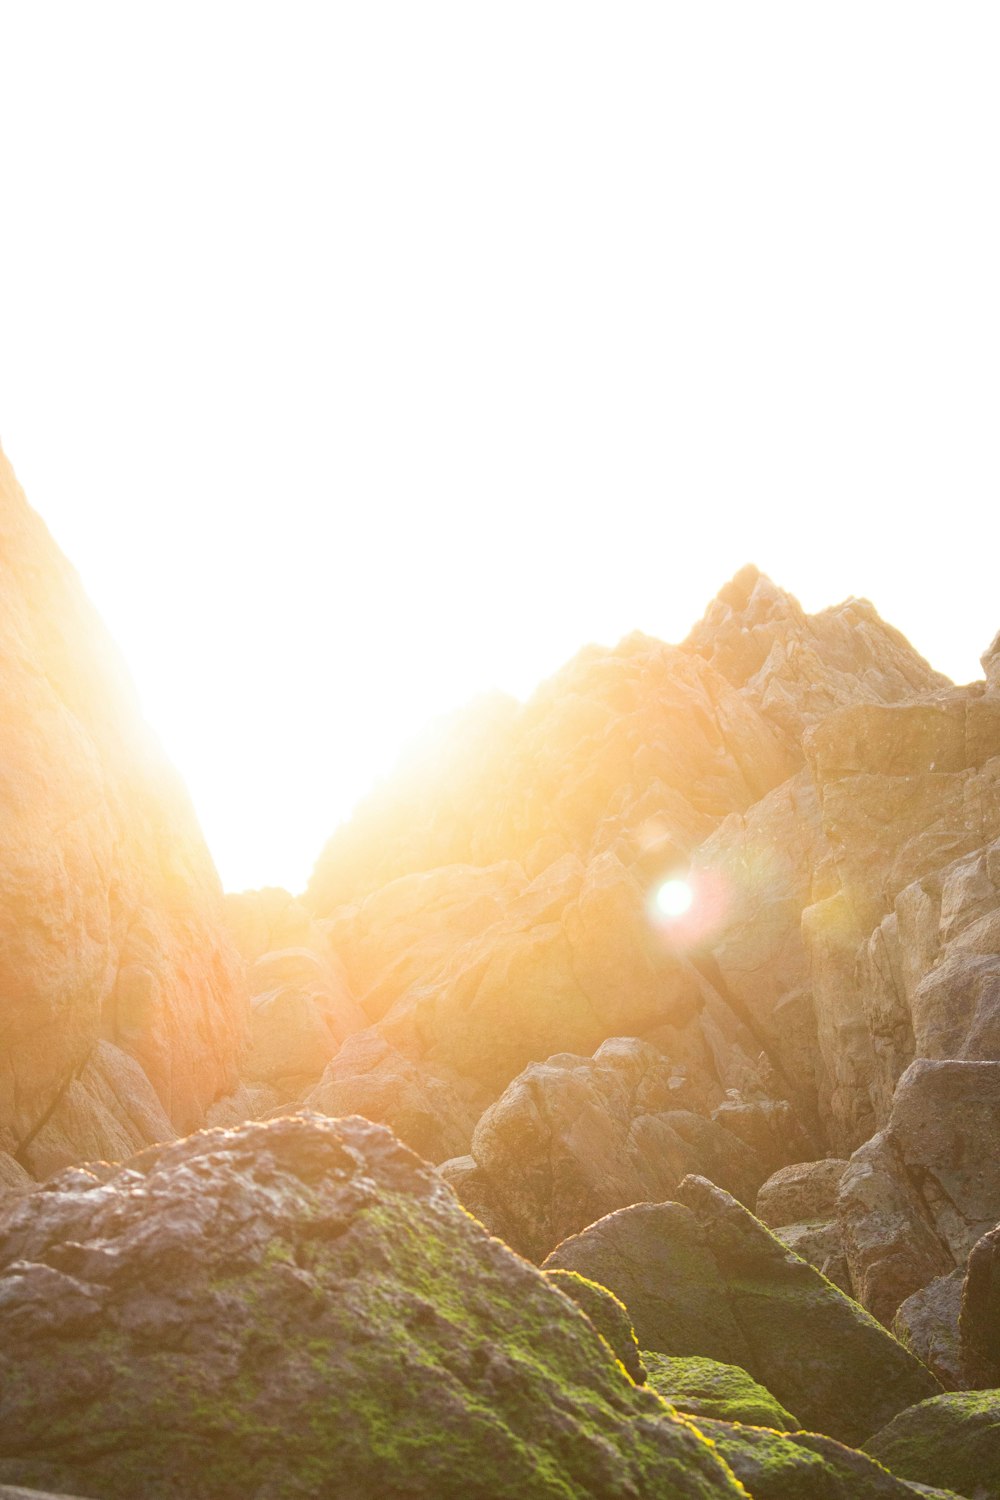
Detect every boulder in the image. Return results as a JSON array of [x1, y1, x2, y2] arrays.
[[641, 1354, 799, 1430], [0, 449, 247, 1173], [773, 1219, 851, 1295], [544, 1178, 938, 1447], [461, 1037, 766, 1259], [0, 1112, 747, 1500], [543, 1201, 753, 1369], [682, 567, 949, 744], [893, 1272, 967, 1390], [305, 1031, 482, 1163], [676, 1175, 939, 1446], [959, 1222, 1000, 1388], [699, 1418, 960, 1500], [244, 947, 367, 1095], [757, 1159, 849, 1228], [839, 1060, 1000, 1325], [864, 1390, 1000, 1499]]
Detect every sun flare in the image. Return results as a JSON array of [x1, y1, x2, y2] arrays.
[[655, 878, 694, 918]]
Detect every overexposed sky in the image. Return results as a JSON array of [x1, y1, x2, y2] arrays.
[[2, 4, 998, 892]]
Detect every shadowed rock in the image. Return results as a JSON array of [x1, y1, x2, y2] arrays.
[[0, 1112, 748, 1500]]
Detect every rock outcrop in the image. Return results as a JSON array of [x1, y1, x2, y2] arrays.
[[0, 1112, 748, 1500], [863, 1390, 1000, 1498], [543, 1178, 939, 1447], [0, 449, 247, 1178], [449, 1036, 766, 1260]]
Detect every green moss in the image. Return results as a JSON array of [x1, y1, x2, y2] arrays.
[[643, 1354, 800, 1430], [694, 1417, 959, 1498], [863, 1389, 1000, 1497], [544, 1269, 646, 1383]]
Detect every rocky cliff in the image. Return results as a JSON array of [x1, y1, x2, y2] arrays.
[[0, 448, 248, 1181]]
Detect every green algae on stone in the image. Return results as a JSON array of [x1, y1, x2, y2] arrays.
[[694, 1417, 964, 1499], [643, 1353, 799, 1430], [863, 1389, 1000, 1499], [0, 1113, 751, 1500], [544, 1268, 646, 1383]]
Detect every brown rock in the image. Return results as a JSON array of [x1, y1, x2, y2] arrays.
[[838, 1059, 1000, 1325], [892, 1270, 966, 1390], [0, 450, 247, 1173], [773, 1221, 852, 1294], [959, 1220, 1000, 1387], [756, 1159, 849, 1228], [461, 1037, 765, 1260]]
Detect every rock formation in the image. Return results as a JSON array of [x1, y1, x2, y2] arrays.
[[0, 449, 247, 1180], [0, 1112, 749, 1499]]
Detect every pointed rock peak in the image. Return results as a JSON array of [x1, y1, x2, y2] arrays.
[[982, 627, 1000, 692]]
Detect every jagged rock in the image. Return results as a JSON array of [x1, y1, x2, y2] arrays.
[[864, 1390, 1000, 1499], [710, 1098, 814, 1176], [245, 947, 367, 1094], [838, 1060, 1000, 1325], [773, 1219, 852, 1295], [893, 1272, 967, 1390], [0, 450, 246, 1174], [544, 1178, 938, 1447], [305, 1031, 482, 1163], [982, 630, 1000, 694], [0, 1112, 748, 1500], [683, 567, 948, 742], [0, 1156, 32, 1196], [223, 886, 327, 964], [641, 1353, 799, 1429], [757, 1159, 849, 1227], [304, 853, 763, 1158], [699, 1418, 960, 1500], [959, 1222, 1000, 1388], [309, 631, 798, 908], [16, 1041, 176, 1180], [687, 769, 827, 1134], [543, 1269, 646, 1383], [676, 1175, 939, 1445], [459, 1037, 766, 1260]]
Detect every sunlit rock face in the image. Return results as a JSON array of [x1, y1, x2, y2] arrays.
[[0, 449, 247, 1177]]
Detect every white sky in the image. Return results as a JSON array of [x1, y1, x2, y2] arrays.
[[2, 4, 998, 893]]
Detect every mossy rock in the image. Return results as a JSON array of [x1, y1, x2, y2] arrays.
[[0, 1113, 750, 1500], [544, 1268, 646, 1383], [863, 1389, 1000, 1499], [643, 1353, 799, 1429], [695, 1417, 963, 1498]]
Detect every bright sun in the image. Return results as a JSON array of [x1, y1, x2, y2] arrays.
[[655, 878, 694, 918]]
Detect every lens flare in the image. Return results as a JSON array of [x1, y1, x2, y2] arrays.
[[655, 878, 694, 918]]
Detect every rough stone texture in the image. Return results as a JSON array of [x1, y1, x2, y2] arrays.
[[757, 1160, 849, 1228], [773, 1219, 851, 1295], [959, 1222, 1000, 1388], [699, 1418, 959, 1500], [682, 566, 949, 745], [543, 1202, 753, 1369], [543, 1269, 646, 1384], [0, 1113, 747, 1500], [675, 1175, 940, 1446], [305, 850, 779, 1164], [458, 1037, 766, 1260], [543, 1179, 938, 1448], [893, 1272, 967, 1391], [309, 628, 799, 909], [0, 1155, 34, 1196], [864, 1390, 1000, 1499], [641, 1353, 799, 1430], [838, 1060, 1000, 1325], [244, 946, 367, 1095], [0, 449, 247, 1174]]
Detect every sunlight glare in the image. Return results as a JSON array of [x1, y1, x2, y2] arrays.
[[656, 878, 694, 919]]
